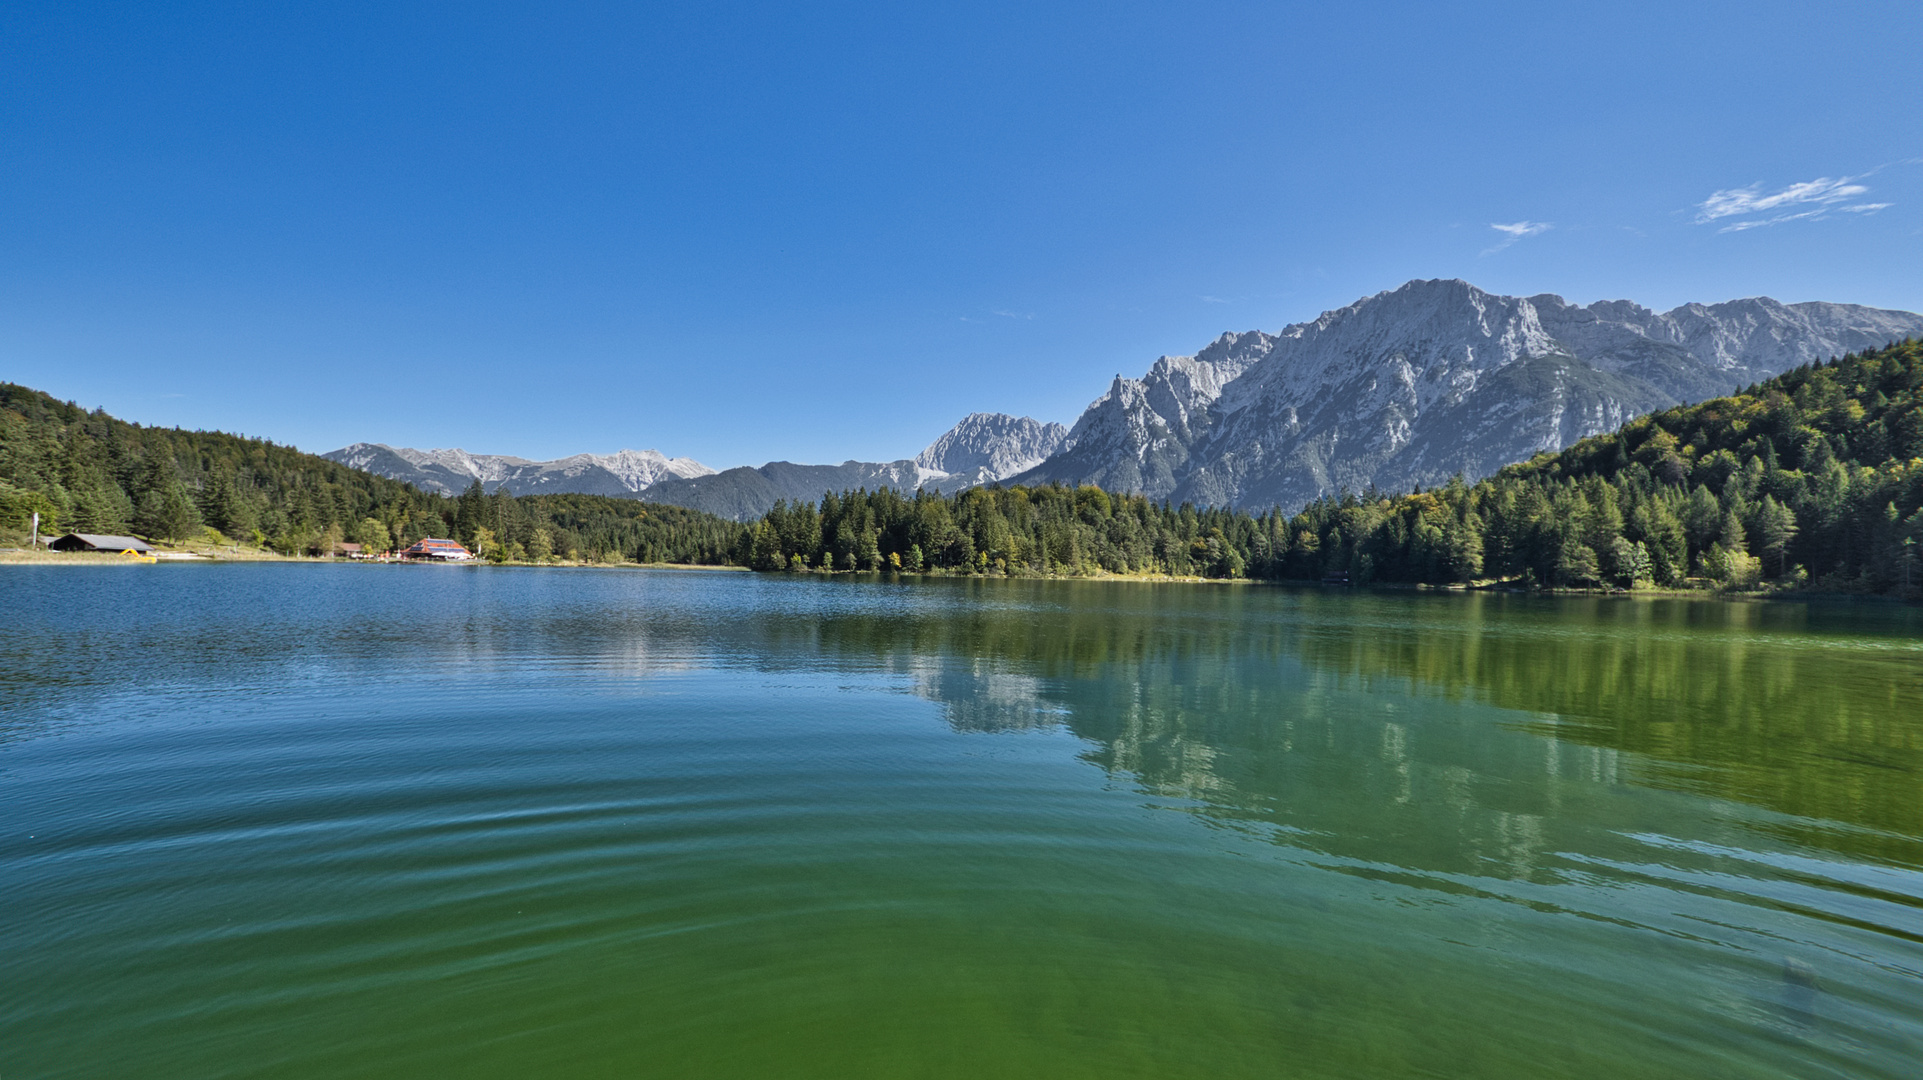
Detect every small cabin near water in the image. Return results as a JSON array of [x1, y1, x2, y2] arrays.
[[50, 533, 155, 554]]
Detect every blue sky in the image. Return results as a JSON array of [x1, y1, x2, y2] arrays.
[[3, 1, 1919, 468]]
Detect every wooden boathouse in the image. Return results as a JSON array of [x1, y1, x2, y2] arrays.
[[49, 533, 156, 554]]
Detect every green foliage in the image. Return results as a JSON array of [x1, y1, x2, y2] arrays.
[[354, 517, 393, 553], [1259, 338, 1923, 594], [1477, 337, 1923, 593], [744, 484, 1270, 579], [514, 491, 744, 565], [0, 381, 440, 549], [741, 338, 1923, 595], [0, 382, 747, 563], [0, 480, 60, 535], [12, 334, 1916, 595]]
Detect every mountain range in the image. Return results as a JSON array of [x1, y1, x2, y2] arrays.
[[328, 279, 1923, 517], [322, 444, 716, 498], [1013, 279, 1923, 510], [628, 414, 1070, 520], [327, 413, 1069, 519]]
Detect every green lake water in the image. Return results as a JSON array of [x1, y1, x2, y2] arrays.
[[2, 565, 1920, 1078]]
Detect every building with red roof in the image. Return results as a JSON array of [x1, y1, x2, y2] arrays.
[[400, 538, 475, 561]]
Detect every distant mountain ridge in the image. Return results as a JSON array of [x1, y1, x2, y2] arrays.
[[636, 413, 1071, 519], [329, 412, 1066, 520], [322, 444, 715, 497], [1014, 279, 1923, 510], [914, 413, 1069, 488], [638, 460, 936, 520], [325, 279, 1923, 518]]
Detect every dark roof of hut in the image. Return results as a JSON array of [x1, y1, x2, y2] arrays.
[[52, 533, 156, 552]]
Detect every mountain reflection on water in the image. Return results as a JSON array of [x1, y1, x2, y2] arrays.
[[16, 570, 1916, 872], [743, 579, 1923, 873], [5, 566, 1921, 1079]]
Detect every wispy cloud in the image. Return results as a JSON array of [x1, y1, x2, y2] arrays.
[[992, 309, 1034, 320], [1695, 174, 1890, 232], [1199, 295, 1229, 304], [1482, 220, 1551, 255]]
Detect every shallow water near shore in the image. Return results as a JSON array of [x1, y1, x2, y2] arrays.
[[3, 564, 1920, 1078]]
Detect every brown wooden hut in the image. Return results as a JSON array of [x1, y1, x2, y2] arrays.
[[50, 533, 155, 553]]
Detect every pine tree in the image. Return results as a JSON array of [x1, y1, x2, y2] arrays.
[[1718, 510, 1749, 555], [1755, 496, 1798, 577], [132, 453, 202, 541]]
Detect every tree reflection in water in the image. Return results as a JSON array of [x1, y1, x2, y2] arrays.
[[747, 580, 1923, 874]]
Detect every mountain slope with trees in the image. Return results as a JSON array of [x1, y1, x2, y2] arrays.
[[8, 334, 1919, 593], [1015, 280, 1923, 512], [741, 339, 1923, 595], [0, 383, 745, 564]]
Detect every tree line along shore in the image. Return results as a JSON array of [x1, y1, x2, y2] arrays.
[[4, 339, 1921, 596]]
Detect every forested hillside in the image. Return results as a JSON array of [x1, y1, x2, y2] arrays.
[[1373, 336, 1923, 592], [9, 335, 1919, 591], [744, 484, 1262, 577], [1014, 281, 1923, 512], [743, 339, 1923, 595], [0, 383, 744, 564]]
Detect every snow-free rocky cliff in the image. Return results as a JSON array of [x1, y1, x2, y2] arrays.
[[331, 411, 1070, 520], [322, 444, 714, 497], [325, 280, 1923, 518], [1013, 279, 1923, 511], [914, 413, 1070, 488], [636, 413, 1071, 519]]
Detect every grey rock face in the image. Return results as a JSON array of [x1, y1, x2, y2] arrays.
[[637, 414, 1073, 520], [323, 443, 714, 497], [1016, 279, 1923, 511], [1019, 331, 1276, 497], [332, 413, 1073, 522], [639, 460, 933, 521], [324, 280, 1923, 518], [915, 413, 1070, 487]]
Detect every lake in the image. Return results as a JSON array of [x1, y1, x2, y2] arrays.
[[2, 565, 1920, 1078]]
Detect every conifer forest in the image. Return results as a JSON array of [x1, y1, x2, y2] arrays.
[[5, 338, 1921, 595]]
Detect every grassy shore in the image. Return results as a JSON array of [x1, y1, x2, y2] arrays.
[[5, 545, 1898, 599], [0, 543, 750, 570], [0, 545, 294, 565]]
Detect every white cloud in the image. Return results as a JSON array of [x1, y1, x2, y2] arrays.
[[1695, 174, 1891, 231], [1199, 295, 1229, 304], [992, 309, 1035, 320], [1482, 221, 1551, 255]]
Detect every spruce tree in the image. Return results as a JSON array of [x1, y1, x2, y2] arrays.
[[1756, 496, 1798, 577]]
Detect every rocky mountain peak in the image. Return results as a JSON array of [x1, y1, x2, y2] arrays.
[[323, 443, 713, 497], [325, 279, 1923, 520], [915, 413, 1070, 483], [1014, 279, 1923, 512]]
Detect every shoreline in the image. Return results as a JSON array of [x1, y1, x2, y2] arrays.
[[3, 549, 1907, 602], [0, 548, 748, 571]]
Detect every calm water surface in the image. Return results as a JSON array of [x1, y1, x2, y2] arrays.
[[3, 565, 1921, 1078]]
